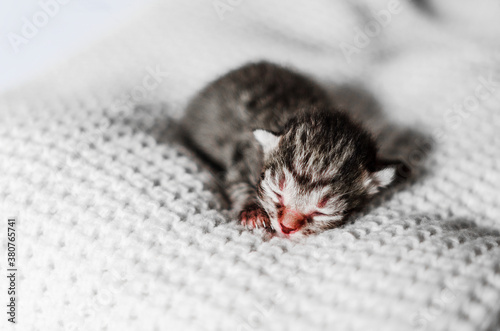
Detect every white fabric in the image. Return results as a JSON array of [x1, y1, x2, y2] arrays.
[[1, 1, 500, 330]]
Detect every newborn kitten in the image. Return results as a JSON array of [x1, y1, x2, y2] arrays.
[[181, 61, 397, 237]]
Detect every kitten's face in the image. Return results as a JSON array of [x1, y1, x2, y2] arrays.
[[253, 118, 395, 237], [257, 167, 350, 236], [257, 165, 394, 237]]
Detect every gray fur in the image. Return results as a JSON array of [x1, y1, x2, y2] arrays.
[[181, 61, 396, 236]]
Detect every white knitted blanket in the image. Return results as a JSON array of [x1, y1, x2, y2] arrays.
[[1, 1, 500, 330]]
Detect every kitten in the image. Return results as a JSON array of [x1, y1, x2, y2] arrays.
[[181, 61, 398, 237]]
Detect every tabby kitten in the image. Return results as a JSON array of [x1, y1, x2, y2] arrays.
[[181, 61, 397, 237]]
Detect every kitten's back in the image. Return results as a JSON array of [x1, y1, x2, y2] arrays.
[[181, 61, 332, 169]]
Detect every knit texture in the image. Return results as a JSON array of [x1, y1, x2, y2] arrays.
[[1, 1, 500, 330]]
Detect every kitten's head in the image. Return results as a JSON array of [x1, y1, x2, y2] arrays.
[[254, 110, 396, 237]]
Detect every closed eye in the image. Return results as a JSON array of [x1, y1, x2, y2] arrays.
[[310, 211, 343, 219], [311, 212, 343, 223], [268, 190, 283, 204]]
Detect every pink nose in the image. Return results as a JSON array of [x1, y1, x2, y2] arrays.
[[279, 211, 305, 234]]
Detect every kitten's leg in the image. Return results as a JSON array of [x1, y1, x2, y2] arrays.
[[225, 140, 270, 229], [226, 181, 269, 229]]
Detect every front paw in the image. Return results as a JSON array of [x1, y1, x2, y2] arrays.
[[239, 203, 270, 229]]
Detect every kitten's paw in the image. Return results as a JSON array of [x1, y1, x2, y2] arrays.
[[239, 203, 270, 229]]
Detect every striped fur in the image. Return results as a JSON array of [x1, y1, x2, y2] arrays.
[[181, 61, 396, 237]]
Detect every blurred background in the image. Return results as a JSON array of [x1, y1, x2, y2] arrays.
[[1, 1, 499, 331], [0, 0, 156, 90], [1, 0, 499, 123]]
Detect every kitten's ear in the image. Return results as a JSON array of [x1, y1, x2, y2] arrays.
[[253, 129, 280, 154], [364, 159, 400, 194], [371, 167, 396, 188]]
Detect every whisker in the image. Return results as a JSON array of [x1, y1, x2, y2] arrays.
[[335, 187, 363, 199]]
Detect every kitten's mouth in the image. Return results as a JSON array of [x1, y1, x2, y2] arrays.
[[279, 223, 300, 235]]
